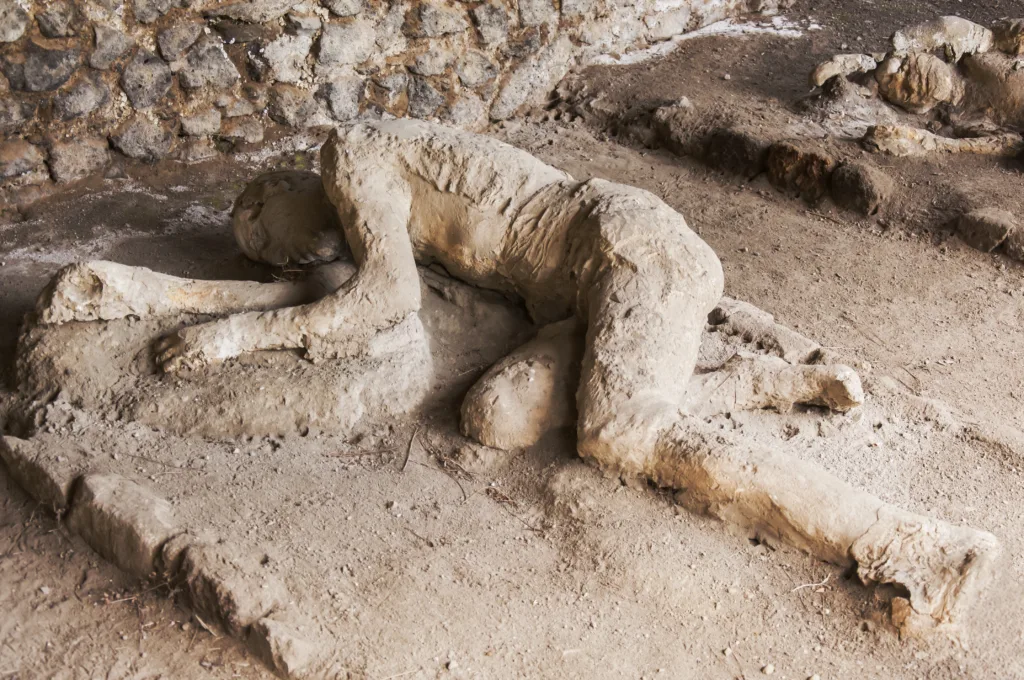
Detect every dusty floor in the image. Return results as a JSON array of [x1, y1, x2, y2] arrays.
[[3, 0, 1024, 678]]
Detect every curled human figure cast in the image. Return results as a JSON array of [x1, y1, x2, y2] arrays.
[[809, 15, 1024, 156], [33, 120, 999, 635]]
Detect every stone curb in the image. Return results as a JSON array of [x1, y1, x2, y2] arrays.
[[0, 435, 327, 679]]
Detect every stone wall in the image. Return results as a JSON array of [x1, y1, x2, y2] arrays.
[[0, 0, 785, 198]]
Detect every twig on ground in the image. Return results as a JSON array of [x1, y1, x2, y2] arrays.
[[792, 574, 832, 593], [401, 427, 421, 472]]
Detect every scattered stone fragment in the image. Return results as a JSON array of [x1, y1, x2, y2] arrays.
[[90, 25, 133, 70], [158, 22, 204, 61], [268, 83, 320, 127], [53, 74, 111, 121], [249, 616, 320, 678], [518, 0, 555, 27], [414, 2, 468, 38], [323, 0, 363, 17], [456, 50, 497, 88], [263, 33, 312, 83], [830, 162, 895, 216], [766, 140, 837, 203], [178, 35, 241, 89], [471, 2, 509, 46], [66, 473, 180, 578], [23, 44, 82, 92], [957, 208, 1017, 252], [209, 0, 301, 23], [318, 19, 375, 68], [407, 76, 444, 118], [0, 436, 89, 512], [219, 116, 264, 144], [318, 75, 363, 120], [111, 115, 174, 162], [0, 139, 46, 179], [179, 543, 288, 637], [0, 0, 29, 43], [180, 107, 222, 136], [37, 0, 77, 38], [704, 127, 771, 178], [134, 0, 177, 24], [121, 49, 172, 108], [47, 137, 110, 183], [412, 46, 452, 77]]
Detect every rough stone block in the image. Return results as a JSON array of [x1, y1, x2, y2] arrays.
[[249, 615, 320, 678], [180, 543, 288, 637], [318, 76, 364, 120], [204, 0, 300, 23], [264, 33, 312, 83], [491, 37, 572, 121], [53, 74, 111, 121], [645, 8, 691, 42], [268, 83, 320, 127], [0, 0, 29, 43], [958, 208, 1017, 252], [66, 473, 180, 578], [318, 20, 375, 68], [48, 137, 110, 183], [37, 0, 77, 38], [135, 0, 176, 24], [408, 76, 444, 118], [177, 36, 241, 90], [90, 25, 133, 70], [0, 139, 46, 179], [22, 43, 82, 92], [323, 0, 363, 17], [0, 436, 91, 513], [158, 22, 204, 61], [471, 2, 509, 45], [181, 107, 222, 136], [111, 115, 174, 162], [519, 0, 555, 27], [121, 49, 172, 108], [455, 51, 496, 88], [411, 46, 453, 77], [219, 116, 265, 144], [415, 2, 468, 38], [831, 162, 895, 216]]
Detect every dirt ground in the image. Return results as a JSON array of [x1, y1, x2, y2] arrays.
[[3, 0, 1024, 678]]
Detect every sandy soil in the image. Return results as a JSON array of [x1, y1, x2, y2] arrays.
[[2, 1, 1024, 678]]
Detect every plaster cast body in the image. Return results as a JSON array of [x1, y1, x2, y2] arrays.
[[33, 120, 998, 634]]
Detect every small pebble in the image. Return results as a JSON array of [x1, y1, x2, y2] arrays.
[[762, 664, 775, 675]]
